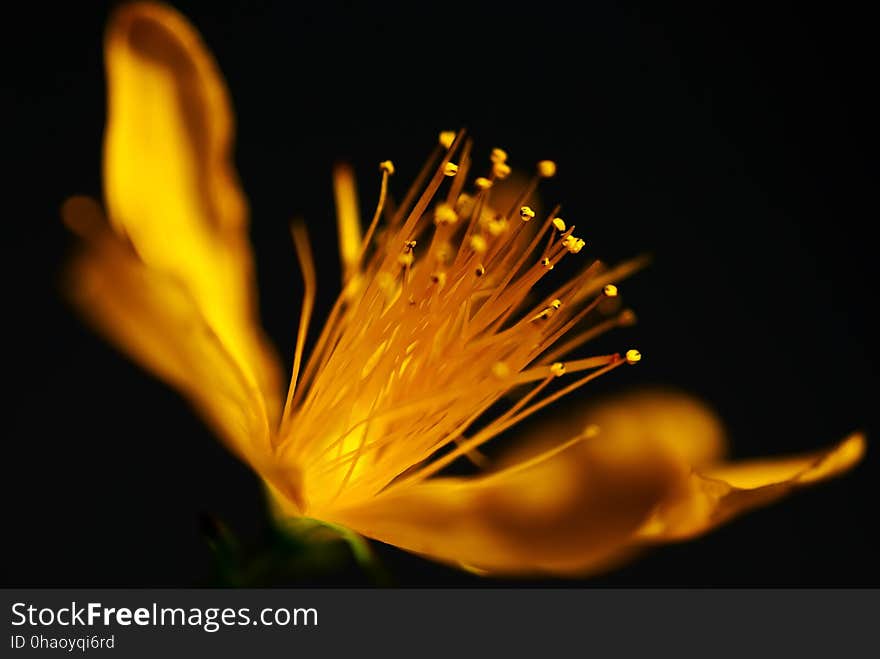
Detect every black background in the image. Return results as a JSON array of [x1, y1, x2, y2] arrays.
[[3, 0, 876, 586]]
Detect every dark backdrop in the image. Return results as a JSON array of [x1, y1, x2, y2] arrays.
[[3, 0, 876, 586]]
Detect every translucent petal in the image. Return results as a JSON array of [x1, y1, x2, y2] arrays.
[[637, 432, 866, 541], [322, 419, 682, 575], [101, 2, 280, 417], [510, 389, 728, 470], [63, 196, 272, 466]]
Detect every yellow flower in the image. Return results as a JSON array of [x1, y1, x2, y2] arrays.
[[62, 2, 865, 577]]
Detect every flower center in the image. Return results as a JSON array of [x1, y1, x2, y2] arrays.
[[271, 132, 642, 514]]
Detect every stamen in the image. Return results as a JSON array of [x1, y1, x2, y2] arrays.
[[349, 160, 394, 277], [434, 203, 458, 226], [530, 298, 562, 322], [473, 432, 589, 487], [439, 131, 456, 149], [492, 162, 511, 179], [395, 357, 626, 488], [279, 139, 646, 509], [445, 139, 473, 205], [542, 309, 636, 363], [332, 164, 362, 280], [280, 223, 317, 432], [490, 147, 508, 164], [537, 160, 557, 178], [470, 235, 488, 254]]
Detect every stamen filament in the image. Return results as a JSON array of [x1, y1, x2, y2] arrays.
[[280, 223, 317, 434], [392, 357, 626, 489]]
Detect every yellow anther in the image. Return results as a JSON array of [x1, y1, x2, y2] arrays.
[[376, 271, 395, 293], [434, 203, 459, 225], [532, 300, 561, 322], [537, 160, 557, 178], [444, 162, 459, 177], [563, 235, 585, 254], [550, 362, 566, 377], [430, 271, 447, 288], [490, 148, 508, 164], [455, 192, 474, 215], [488, 218, 509, 236], [541, 257, 554, 270], [552, 217, 566, 231], [604, 284, 618, 297], [475, 176, 493, 190], [435, 242, 454, 264], [404, 240, 417, 252], [469, 235, 488, 254], [475, 264, 486, 277], [492, 361, 511, 378], [379, 160, 395, 175], [584, 424, 601, 438], [492, 162, 511, 180], [398, 252, 414, 267], [625, 349, 642, 365], [439, 131, 456, 149], [520, 206, 536, 221]]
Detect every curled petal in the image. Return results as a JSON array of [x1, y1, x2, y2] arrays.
[[323, 426, 682, 576], [637, 432, 866, 541], [513, 392, 864, 546], [101, 1, 280, 417]]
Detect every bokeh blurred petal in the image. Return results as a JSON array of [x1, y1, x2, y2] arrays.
[[102, 2, 281, 418], [561, 389, 728, 468], [62, 196, 272, 465], [325, 415, 683, 576], [638, 432, 866, 541]]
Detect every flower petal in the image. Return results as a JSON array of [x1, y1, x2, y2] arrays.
[[323, 423, 682, 575], [62, 197, 273, 466], [101, 2, 280, 416], [526, 389, 729, 469], [637, 432, 866, 541], [509, 392, 864, 544]]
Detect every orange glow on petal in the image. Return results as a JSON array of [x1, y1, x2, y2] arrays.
[[102, 2, 280, 418], [702, 432, 865, 487], [62, 197, 273, 463], [63, 2, 864, 579], [324, 433, 680, 575], [505, 390, 728, 471], [637, 433, 866, 541]]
